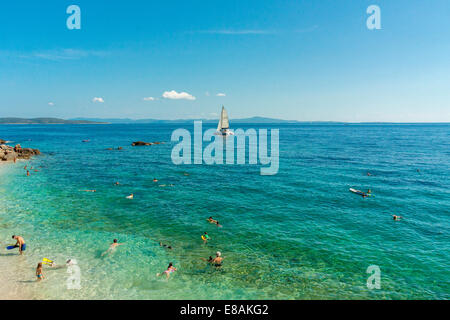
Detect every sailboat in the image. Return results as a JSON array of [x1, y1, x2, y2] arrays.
[[216, 106, 234, 136]]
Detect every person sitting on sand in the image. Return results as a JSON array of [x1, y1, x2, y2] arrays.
[[36, 262, 45, 281], [126, 193, 134, 199], [101, 239, 125, 256], [157, 262, 177, 279], [393, 215, 402, 221], [211, 251, 223, 268], [159, 242, 173, 250], [12, 235, 26, 255]]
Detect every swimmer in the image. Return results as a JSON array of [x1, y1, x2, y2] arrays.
[[36, 262, 45, 281], [367, 189, 372, 194], [82, 189, 96, 192], [26, 170, 30, 176], [101, 239, 125, 256], [157, 262, 177, 279], [202, 232, 210, 244], [159, 242, 173, 250], [367, 172, 372, 176], [211, 251, 223, 268], [12, 235, 26, 255], [126, 193, 134, 199], [153, 178, 158, 182], [207, 217, 217, 224], [114, 182, 120, 185], [207, 217, 222, 227], [393, 215, 402, 221], [201, 256, 214, 263]]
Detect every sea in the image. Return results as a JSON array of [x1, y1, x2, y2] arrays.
[[0, 123, 449, 299]]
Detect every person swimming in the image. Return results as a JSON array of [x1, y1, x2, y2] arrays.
[[153, 178, 158, 182], [207, 217, 222, 227], [114, 182, 120, 185], [82, 189, 96, 192], [101, 239, 125, 256], [393, 215, 402, 221], [201, 256, 214, 263], [126, 193, 134, 199], [12, 235, 26, 255], [157, 262, 177, 279], [36, 262, 45, 281], [159, 242, 173, 250]]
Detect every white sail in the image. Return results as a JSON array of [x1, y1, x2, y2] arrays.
[[220, 106, 229, 129]]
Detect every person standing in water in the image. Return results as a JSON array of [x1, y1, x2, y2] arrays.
[[12, 235, 26, 255], [36, 262, 45, 281], [201, 232, 210, 244], [101, 239, 124, 256], [211, 251, 224, 268]]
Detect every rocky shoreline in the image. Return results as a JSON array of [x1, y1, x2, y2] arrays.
[[0, 139, 41, 162]]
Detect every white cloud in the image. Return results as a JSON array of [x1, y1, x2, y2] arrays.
[[216, 93, 226, 97], [162, 90, 196, 100], [48, 102, 55, 106], [143, 97, 155, 101], [92, 97, 105, 103]]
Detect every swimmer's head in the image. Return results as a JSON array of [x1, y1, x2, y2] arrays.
[[168, 246, 172, 249], [113, 239, 118, 243], [168, 262, 173, 267], [216, 251, 221, 257]]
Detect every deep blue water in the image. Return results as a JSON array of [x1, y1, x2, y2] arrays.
[[0, 123, 449, 299]]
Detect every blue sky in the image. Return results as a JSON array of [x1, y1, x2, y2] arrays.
[[0, 0, 449, 122]]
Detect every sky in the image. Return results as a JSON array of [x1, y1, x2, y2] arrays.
[[0, 0, 449, 122]]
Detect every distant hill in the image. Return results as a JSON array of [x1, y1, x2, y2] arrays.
[[70, 117, 302, 124], [0, 118, 107, 124]]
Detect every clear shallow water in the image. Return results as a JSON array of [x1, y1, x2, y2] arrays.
[[0, 123, 449, 299]]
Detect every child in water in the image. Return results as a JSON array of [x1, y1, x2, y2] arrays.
[[157, 262, 177, 279], [36, 262, 45, 281]]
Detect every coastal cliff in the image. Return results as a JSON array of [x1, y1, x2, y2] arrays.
[[0, 140, 41, 162]]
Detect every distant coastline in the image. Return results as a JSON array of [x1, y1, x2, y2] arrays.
[[1, 117, 449, 125], [0, 118, 107, 125]]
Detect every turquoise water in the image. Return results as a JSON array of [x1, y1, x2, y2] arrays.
[[0, 123, 449, 299]]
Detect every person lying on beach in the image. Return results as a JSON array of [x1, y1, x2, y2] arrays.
[[159, 242, 173, 250], [393, 215, 402, 221], [157, 262, 177, 279], [101, 239, 125, 256], [36, 262, 45, 281], [12, 235, 26, 255]]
